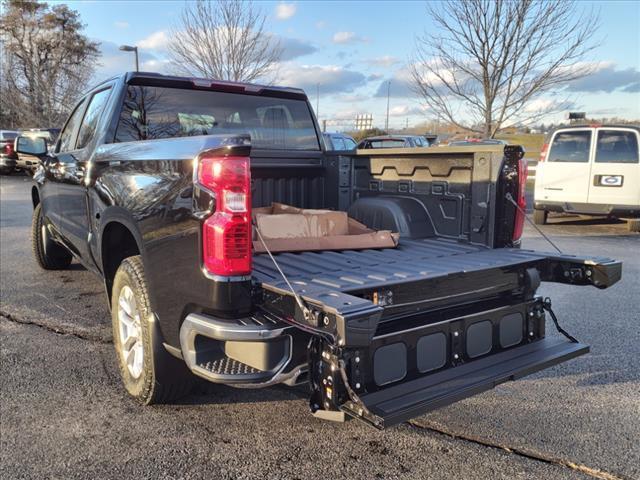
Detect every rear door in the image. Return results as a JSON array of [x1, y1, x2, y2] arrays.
[[536, 129, 592, 203], [587, 128, 640, 207], [58, 86, 113, 264]]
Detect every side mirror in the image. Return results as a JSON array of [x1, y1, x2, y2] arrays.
[[15, 136, 48, 156]]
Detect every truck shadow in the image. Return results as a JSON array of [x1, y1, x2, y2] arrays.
[[176, 382, 307, 406]]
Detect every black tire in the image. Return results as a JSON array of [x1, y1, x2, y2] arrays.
[[0, 166, 14, 175], [111, 255, 195, 404], [533, 209, 548, 225], [31, 203, 72, 269]]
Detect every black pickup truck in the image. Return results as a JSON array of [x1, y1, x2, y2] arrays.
[[15, 72, 621, 428]]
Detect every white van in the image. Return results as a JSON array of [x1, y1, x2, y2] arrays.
[[534, 125, 640, 224]]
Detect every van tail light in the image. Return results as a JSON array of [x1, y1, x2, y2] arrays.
[[197, 155, 252, 277], [4, 142, 13, 156], [539, 143, 548, 163], [512, 158, 528, 242]]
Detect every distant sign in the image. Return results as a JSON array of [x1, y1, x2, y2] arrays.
[[567, 112, 586, 120]]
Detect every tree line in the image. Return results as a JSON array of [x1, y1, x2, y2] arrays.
[[1, 0, 599, 136]]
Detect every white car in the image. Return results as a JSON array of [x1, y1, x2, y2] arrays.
[[534, 125, 640, 224]]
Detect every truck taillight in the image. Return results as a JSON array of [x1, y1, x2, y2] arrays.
[[198, 155, 251, 276], [539, 143, 548, 163], [4, 143, 13, 155], [512, 158, 527, 242]]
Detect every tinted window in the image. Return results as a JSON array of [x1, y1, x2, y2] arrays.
[[76, 88, 112, 149], [369, 140, 406, 148], [115, 85, 319, 151], [57, 100, 87, 152], [343, 138, 356, 150], [547, 131, 592, 163], [331, 137, 346, 150], [595, 130, 639, 164]]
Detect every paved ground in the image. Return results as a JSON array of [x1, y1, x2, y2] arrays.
[[1, 173, 638, 480]]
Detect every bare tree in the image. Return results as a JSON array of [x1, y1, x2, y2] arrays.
[[0, 0, 99, 128], [410, 0, 600, 137], [168, 0, 282, 83]]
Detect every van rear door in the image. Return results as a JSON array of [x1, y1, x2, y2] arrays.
[[536, 129, 592, 203], [587, 128, 640, 208]]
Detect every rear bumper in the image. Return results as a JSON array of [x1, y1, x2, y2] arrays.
[[534, 200, 640, 217], [179, 311, 308, 387]]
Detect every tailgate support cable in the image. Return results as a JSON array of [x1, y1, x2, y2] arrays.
[[505, 193, 562, 254], [505, 194, 580, 343], [254, 223, 335, 342], [542, 297, 580, 343]]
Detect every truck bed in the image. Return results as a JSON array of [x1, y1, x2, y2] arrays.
[[253, 238, 546, 293]]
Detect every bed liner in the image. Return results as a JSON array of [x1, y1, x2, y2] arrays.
[[253, 237, 550, 293]]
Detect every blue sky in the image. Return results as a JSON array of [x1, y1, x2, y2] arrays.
[[59, 0, 640, 130]]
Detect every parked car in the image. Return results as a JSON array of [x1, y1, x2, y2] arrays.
[[357, 135, 430, 149], [0, 130, 20, 175], [534, 124, 640, 226], [449, 139, 509, 146], [322, 132, 357, 151], [16, 72, 621, 429], [16, 128, 60, 174]]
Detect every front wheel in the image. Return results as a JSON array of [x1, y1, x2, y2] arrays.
[[111, 256, 195, 404], [533, 209, 548, 225]]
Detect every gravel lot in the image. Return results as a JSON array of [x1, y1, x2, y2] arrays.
[[1, 173, 638, 480]]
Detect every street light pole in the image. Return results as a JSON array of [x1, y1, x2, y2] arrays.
[[119, 45, 139, 72], [385, 80, 391, 132]]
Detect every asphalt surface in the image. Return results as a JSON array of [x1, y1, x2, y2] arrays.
[[1, 173, 639, 480]]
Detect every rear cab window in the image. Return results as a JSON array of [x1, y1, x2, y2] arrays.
[[114, 85, 320, 151], [547, 130, 592, 162], [595, 130, 639, 164]]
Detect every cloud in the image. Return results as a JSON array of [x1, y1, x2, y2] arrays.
[[137, 31, 169, 50], [332, 31, 368, 45], [374, 68, 416, 98], [365, 56, 401, 68], [367, 73, 384, 82], [275, 63, 367, 94], [523, 97, 576, 113], [389, 105, 427, 117], [566, 63, 640, 93], [276, 36, 317, 61], [276, 2, 297, 20], [315, 20, 326, 30], [114, 21, 129, 29]]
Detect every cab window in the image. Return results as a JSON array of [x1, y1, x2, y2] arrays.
[[595, 130, 639, 164], [76, 88, 112, 150], [57, 99, 87, 153], [547, 131, 591, 163]]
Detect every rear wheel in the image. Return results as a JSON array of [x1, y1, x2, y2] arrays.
[[111, 255, 195, 404], [0, 166, 14, 175], [533, 209, 548, 225], [31, 203, 72, 269]]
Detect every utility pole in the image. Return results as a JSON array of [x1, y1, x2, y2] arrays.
[[385, 80, 391, 132]]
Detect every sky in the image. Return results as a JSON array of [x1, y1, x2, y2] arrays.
[[55, 0, 640, 130]]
